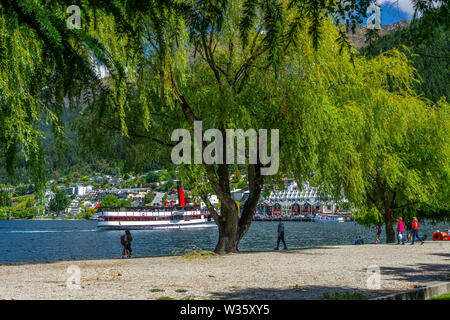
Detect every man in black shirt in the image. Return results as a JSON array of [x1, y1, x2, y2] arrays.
[[274, 217, 288, 250]]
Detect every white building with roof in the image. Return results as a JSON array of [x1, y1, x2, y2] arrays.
[[266, 181, 347, 215]]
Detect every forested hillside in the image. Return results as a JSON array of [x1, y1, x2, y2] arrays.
[[0, 108, 164, 185], [361, 21, 449, 103]]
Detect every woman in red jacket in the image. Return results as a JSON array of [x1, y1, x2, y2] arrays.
[[411, 217, 424, 245]]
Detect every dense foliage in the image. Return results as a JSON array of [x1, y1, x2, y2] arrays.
[[0, 0, 448, 249], [48, 188, 70, 213], [362, 22, 450, 102], [99, 195, 132, 208]]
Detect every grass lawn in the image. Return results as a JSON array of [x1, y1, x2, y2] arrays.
[[429, 293, 450, 300], [321, 292, 367, 300]]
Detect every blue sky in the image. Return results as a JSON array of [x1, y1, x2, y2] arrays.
[[380, 1, 414, 24], [362, 0, 415, 25]]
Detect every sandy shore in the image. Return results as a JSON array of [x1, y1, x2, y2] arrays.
[[1, 242, 449, 300]]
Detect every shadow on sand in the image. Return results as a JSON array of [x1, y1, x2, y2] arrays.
[[208, 259, 450, 300]]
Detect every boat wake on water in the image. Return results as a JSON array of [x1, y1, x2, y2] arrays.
[[1, 229, 99, 234]]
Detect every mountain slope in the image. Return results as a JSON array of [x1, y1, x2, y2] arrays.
[[360, 20, 449, 102], [348, 20, 411, 49]]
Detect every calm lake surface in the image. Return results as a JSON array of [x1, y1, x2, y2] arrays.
[[0, 220, 448, 264]]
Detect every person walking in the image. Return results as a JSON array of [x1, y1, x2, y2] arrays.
[[405, 218, 413, 242], [120, 231, 128, 258], [396, 217, 404, 245], [411, 217, 424, 245], [274, 217, 288, 250], [375, 224, 381, 244], [125, 229, 133, 257]]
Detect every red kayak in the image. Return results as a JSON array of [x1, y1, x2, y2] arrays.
[[432, 231, 450, 241]]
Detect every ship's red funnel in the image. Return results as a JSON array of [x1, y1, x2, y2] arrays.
[[177, 181, 185, 206]]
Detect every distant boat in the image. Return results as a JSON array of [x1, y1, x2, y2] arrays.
[[96, 181, 216, 230], [314, 214, 345, 222], [96, 206, 216, 230], [89, 213, 100, 221]]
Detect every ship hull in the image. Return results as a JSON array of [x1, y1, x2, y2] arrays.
[[97, 204, 216, 230], [97, 220, 217, 230], [314, 217, 345, 222]]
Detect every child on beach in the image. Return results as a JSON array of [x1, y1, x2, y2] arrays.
[[120, 230, 133, 258], [120, 232, 128, 258], [354, 235, 364, 245]]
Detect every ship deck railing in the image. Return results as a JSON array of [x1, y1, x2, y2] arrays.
[[98, 205, 204, 212]]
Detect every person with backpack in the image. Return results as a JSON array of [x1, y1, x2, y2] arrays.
[[411, 217, 425, 245], [405, 219, 413, 242], [125, 229, 133, 258], [120, 231, 128, 258]]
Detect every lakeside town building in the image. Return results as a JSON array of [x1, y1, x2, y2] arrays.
[[260, 180, 348, 216]]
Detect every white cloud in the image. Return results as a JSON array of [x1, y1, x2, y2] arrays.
[[376, 0, 415, 17]]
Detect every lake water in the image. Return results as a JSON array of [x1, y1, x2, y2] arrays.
[[0, 220, 448, 264]]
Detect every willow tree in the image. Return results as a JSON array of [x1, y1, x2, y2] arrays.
[[0, 0, 372, 188], [260, 21, 449, 243], [0, 1, 126, 194], [346, 79, 449, 242], [79, 2, 448, 252], [2, 0, 448, 252], [306, 46, 449, 242]]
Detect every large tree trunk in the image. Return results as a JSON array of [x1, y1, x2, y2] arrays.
[[213, 193, 262, 254], [214, 200, 240, 254], [176, 91, 265, 254], [383, 209, 396, 243], [214, 164, 264, 254], [209, 163, 264, 255], [236, 163, 264, 243]]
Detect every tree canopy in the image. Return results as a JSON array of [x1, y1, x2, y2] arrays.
[[99, 195, 132, 208], [49, 188, 70, 213], [362, 20, 450, 103], [0, 0, 448, 250]]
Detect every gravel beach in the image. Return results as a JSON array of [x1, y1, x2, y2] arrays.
[[1, 242, 449, 300]]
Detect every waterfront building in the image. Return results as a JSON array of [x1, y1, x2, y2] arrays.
[[263, 180, 348, 216]]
